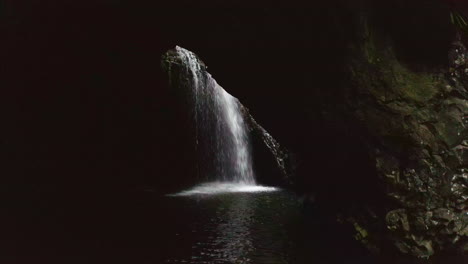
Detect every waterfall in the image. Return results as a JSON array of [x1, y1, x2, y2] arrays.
[[175, 46, 255, 185]]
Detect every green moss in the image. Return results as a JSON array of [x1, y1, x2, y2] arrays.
[[362, 21, 381, 65], [390, 62, 439, 103], [353, 222, 369, 241], [355, 21, 441, 104]]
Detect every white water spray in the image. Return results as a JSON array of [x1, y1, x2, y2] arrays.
[[175, 46, 256, 185]]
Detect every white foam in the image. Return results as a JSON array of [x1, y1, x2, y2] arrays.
[[167, 182, 279, 197]]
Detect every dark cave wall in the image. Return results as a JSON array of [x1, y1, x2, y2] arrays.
[[1, 0, 366, 193], [341, 1, 468, 257], [1, 0, 467, 259], [286, 0, 467, 257]]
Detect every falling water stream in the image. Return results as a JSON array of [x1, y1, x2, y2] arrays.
[[170, 46, 274, 195]]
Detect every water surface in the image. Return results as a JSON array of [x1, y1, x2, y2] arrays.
[[163, 188, 305, 263]]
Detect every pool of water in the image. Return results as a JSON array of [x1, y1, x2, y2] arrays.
[[4, 185, 464, 264], [159, 185, 465, 264], [163, 186, 301, 263]]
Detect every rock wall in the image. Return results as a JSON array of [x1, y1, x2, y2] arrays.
[[340, 2, 468, 257]]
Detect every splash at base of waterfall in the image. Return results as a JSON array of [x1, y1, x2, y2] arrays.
[[167, 182, 279, 197]]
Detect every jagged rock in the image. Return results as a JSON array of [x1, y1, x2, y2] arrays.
[[243, 109, 295, 185]]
